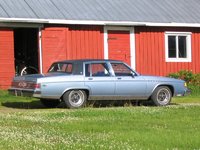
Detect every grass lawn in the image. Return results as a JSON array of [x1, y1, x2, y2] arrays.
[[0, 90, 200, 150]]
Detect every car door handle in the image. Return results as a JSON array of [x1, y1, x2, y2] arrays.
[[88, 78, 93, 80], [117, 77, 122, 80]]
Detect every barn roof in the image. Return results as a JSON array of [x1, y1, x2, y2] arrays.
[[0, 0, 200, 27]]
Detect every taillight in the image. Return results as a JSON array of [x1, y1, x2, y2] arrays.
[[11, 82, 15, 87], [34, 83, 41, 89]]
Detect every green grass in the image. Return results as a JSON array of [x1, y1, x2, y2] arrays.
[[0, 90, 200, 150]]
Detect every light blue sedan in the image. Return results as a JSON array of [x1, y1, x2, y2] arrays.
[[8, 59, 190, 108]]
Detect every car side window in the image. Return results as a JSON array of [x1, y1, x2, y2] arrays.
[[111, 63, 133, 76], [64, 64, 73, 73], [85, 63, 110, 77]]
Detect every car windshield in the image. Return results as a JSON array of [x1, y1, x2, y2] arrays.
[[48, 63, 73, 74]]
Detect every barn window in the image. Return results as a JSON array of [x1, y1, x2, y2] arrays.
[[165, 32, 191, 62]]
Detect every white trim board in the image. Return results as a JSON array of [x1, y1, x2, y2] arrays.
[[38, 28, 43, 73], [104, 26, 136, 69], [1, 17, 200, 27]]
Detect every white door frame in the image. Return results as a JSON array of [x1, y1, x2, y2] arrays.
[[38, 27, 43, 74], [104, 26, 136, 69]]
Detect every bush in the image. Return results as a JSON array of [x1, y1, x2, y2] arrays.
[[167, 70, 200, 96], [192, 73, 200, 87]]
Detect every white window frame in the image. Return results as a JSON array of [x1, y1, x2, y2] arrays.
[[165, 32, 192, 62]]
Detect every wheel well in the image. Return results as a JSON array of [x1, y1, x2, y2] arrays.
[[148, 85, 174, 101], [60, 89, 90, 101]]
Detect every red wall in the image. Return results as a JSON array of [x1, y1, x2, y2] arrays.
[[42, 27, 68, 73], [1, 25, 200, 89], [42, 25, 104, 73], [108, 30, 131, 65], [0, 29, 15, 89], [67, 25, 104, 60], [135, 27, 200, 76]]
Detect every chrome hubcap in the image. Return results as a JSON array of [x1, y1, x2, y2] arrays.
[[157, 89, 170, 104], [69, 90, 84, 106]]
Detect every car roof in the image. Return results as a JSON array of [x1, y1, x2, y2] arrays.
[[54, 59, 123, 63]]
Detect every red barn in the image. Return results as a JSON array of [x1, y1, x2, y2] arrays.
[[0, 0, 200, 89]]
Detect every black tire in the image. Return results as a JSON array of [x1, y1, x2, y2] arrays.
[[63, 90, 87, 109], [151, 86, 172, 106], [40, 99, 61, 108]]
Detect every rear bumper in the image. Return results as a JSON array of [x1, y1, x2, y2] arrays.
[[8, 88, 41, 98]]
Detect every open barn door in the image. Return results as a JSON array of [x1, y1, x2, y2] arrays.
[[14, 28, 39, 75]]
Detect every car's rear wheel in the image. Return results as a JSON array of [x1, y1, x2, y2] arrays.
[[40, 99, 61, 108], [63, 90, 87, 109], [151, 86, 172, 106]]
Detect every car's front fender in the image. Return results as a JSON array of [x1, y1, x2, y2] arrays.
[[146, 82, 175, 98]]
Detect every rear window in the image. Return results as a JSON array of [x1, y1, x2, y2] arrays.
[[48, 63, 73, 74]]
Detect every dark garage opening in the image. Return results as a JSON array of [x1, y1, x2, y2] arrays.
[[14, 28, 39, 75]]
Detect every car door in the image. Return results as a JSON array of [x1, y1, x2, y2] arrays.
[[111, 62, 147, 99], [84, 62, 115, 99]]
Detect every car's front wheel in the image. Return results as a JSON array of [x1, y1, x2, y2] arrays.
[[151, 86, 172, 106], [63, 90, 87, 109], [40, 99, 61, 108]]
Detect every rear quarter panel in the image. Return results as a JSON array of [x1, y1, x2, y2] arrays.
[[39, 75, 86, 99]]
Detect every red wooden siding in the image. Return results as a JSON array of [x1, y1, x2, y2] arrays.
[[108, 30, 131, 65], [192, 31, 200, 73], [41, 25, 104, 73], [135, 27, 200, 76], [0, 29, 15, 89], [41, 27, 68, 73], [67, 25, 104, 60]]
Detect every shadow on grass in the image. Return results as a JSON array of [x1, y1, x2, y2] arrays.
[[2, 100, 150, 109], [86, 100, 162, 107], [2, 100, 179, 109], [2, 101, 47, 109]]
